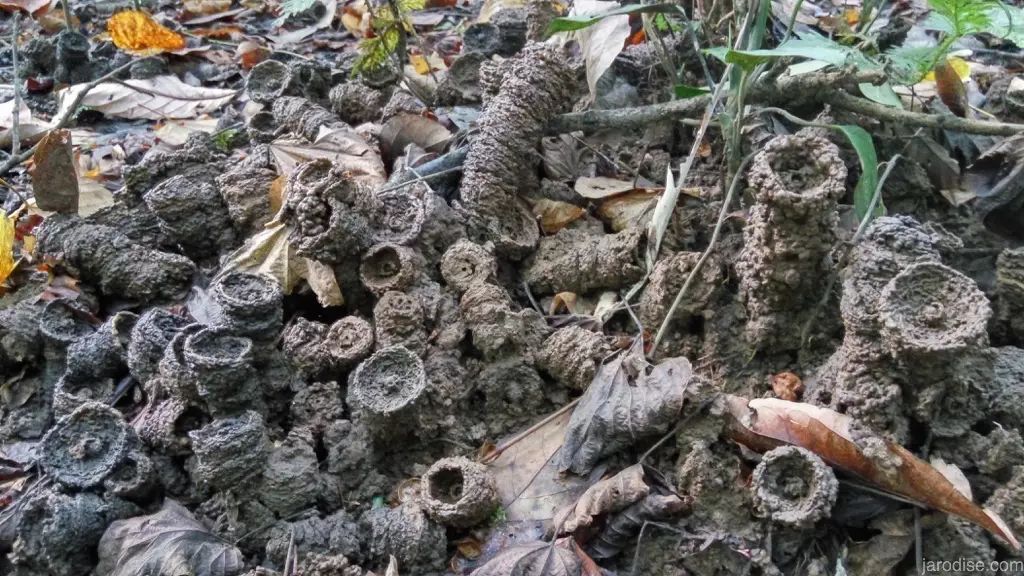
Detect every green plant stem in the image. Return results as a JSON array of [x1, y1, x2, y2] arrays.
[[782, 0, 806, 42]]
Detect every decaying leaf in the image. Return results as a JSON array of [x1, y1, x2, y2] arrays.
[[107, 10, 187, 55], [183, 0, 233, 15], [96, 499, 244, 576], [0, 99, 51, 149], [0, 0, 50, 14], [588, 491, 690, 559], [574, 176, 636, 200], [557, 339, 694, 475], [554, 463, 649, 536], [269, 127, 386, 183], [154, 117, 220, 147], [723, 396, 1021, 550], [220, 221, 344, 307], [0, 210, 16, 286], [567, 0, 631, 100], [272, 0, 337, 45], [487, 404, 592, 522], [56, 76, 237, 121], [534, 199, 585, 234], [597, 189, 660, 232], [31, 129, 79, 215], [385, 555, 400, 576], [470, 539, 583, 576], [549, 291, 578, 315], [379, 113, 453, 160], [645, 163, 678, 270], [934, 58, 968, 118]]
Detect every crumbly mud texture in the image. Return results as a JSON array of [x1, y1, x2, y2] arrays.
[[360, 243, 422, 296], [524, 227, 644, 295], [458, 42, 576, 258], [459, 281, 549, 361], [639, 251, 723, 329], [188, 411, 268, 492], [347, 346, 427, 441], [361, 502, 447, 573], [36, 216, 196, 302], [123, 132, 226, 198], [536, 326, 613, 390], [216, 145, 278, 235], [878, 261, 991, 358], [40, 402, 131, 488], [421, 457, 498, 527], [736, 134, 846, 351], [273, 96, 344, 142], [751, 446, 838, 527], [10, 489, 130, 576], [440, 239, 497, 294], [103, 449, 158, 502], [282, 317, 331, 377], [183, 328, 260, 415], [260, 427, 321, 516], [127, 308, 191, 387], [326, 316, 376, 369], [995, 246, 1024, 342], [209, 272, 284, 339], [143, 173, 236, 257], [247, 59, 331, 106], [290, 380, 345, 438], [282, 159, 379, 263], [264, 511, 363, 568], [373, 291, 427, 354], [330, 82, 388, 125]]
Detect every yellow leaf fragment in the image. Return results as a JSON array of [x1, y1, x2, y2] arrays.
[[0, 210, 16, 286], [923, 56, 971, 81], [107, 10, 186, 55], [409, 53, 431, 75]]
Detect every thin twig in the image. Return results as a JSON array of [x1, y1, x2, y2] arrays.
[[830, 90, 1024, 136], [10, 13, 20, 157], [0, 58, 152, 177], [376, 165, 463, 194], [652, 152, 755, 353]]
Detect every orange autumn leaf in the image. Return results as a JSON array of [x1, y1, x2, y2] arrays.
[[723, 396, 1021, 551], [107, 10, 186, 55], [934, 58, 969, 118]]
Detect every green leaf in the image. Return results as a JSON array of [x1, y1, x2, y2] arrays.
[[926, 0, 995, 36], [547, 3, 677, 33], [708, 34, 881, 73], [652, 13, 683, 32], [835, 125, 883, 221], [674, 84, 711, 98], [353, 27, 401, 76], [858, 82, 903, 108], [884, 44, 944, 85], [988, 4, 1024, 46], [705, 46, 771, 72]]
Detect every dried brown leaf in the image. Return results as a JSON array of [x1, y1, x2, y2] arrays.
[[55, 76, 237, 121], [723, 396, 1021, 550], [0, 0, 51, 14], [588, 492, 690, 559], [269, 127, 386, 183], [470, 539, 582, 576], [97, 499, 243, 576], [596, 189, 659, 232], [935, 58, 968, 118], [554, 463, 649, 536], [488, 405, 591, 522], [557, 339, 693, 475], [534, 199, 585, 235], [31, 129, 79, 214], [574, 176, 636, 200], [379, 113, 452, 160]]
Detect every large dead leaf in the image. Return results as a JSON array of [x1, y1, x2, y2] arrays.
[[0, 99, 52, 149], [56, 76, 237, 121], [31, 129, 78, 214], [97, 499, 244, 576], [557, 339, 693, 475], [723, 396, 1021, 550], [220, 221, 344, 307], [268, 127, 386, 183], [588, 490, 690, 559], [271, 0, 337, 45], [566, 0, 630, 101], [154, 117, 220, 147], [470, 539, 582, 576], [596, 189, 660, 232], [107, 10, 187, 55], [487, 405, 592, 522]]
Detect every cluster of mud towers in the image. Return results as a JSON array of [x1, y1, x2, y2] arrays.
[[2, 34, 1024, 576]]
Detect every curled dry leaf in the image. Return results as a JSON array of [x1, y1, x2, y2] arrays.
[[770, 371, 803, 401], [0, 210, 16, 286], [31, 129, 79, 215], [107, 10, 187, 55], [0, 0, 51, 14], [574, 176, 636, 200], [934, 58, 969, 118], [470, 539, 583, 576], [567, 0, 631, 101], [56, 76, 237, 121], [554, 463, 649, 537], [588, 490, 691, 559], [557, 339, 693, 475], [534, 199, 585, 235], [0, 99, 51, 149], [722, 396, 1021, 550], [96, 499, 244, 576]]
